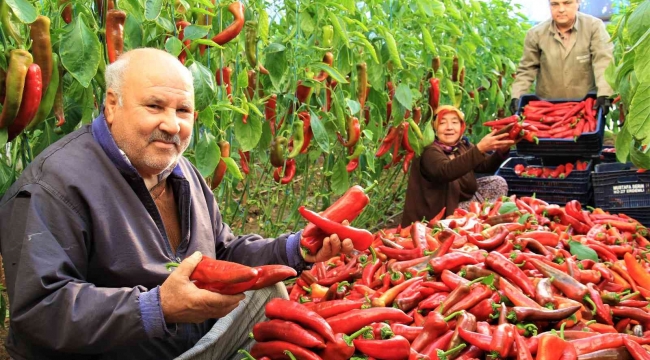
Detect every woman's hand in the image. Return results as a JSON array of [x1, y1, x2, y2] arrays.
[[476, 130, 515, 154]]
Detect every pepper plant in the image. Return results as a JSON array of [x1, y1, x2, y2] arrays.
[[0, 0, 531, 236]]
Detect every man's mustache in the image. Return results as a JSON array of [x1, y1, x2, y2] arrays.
[[149, 130, 181, 145]]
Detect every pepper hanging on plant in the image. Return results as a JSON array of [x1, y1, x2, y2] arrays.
[[273, 159, 296, 184], [29, 16, 53, 92], [265, 94, 277, 135], [313, 52, 334, 82], [212, 2, 245, 46], [298, 111, 312, 154], [270, 136, 287, 167], [53, 62, 66, 128], [287, 118, 305, 159], [244, 20, 270, 75], [7, 64, 43, 141], [452, 56, 459, 82], [27, 54, 60, 131], [357, 63, 368, 113], [0, 50, 33, 129], [346, 144, 365, 173], [176, 20, 191, 65], [337, 116, 360, 148], [60, 0, 72, 23], [215, 67, 233, 102], [238, 150, 250, 175], [210, 141, 230, 190], [106, 10, 126, 64]]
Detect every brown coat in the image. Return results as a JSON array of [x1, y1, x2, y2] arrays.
[[401, 140, 506, 226]]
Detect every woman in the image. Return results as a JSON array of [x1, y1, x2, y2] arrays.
[[401, 105, 514, 226]]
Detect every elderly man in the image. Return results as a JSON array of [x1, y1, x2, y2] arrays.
[[0, 48, 352, 360], [509, 0, 614, 115]]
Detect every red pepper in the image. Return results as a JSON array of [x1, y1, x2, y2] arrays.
[[7, 63, 42, 141], [315, 326, 370, 360], [326, 307, 412, 335], [354, 335, 411, 360], [252, 319, 326, 349], [376, 126, 399, 157], [371, 276, 423, 307], [302, 186, 369, 239], [299, 206, 373, 251], [625, 252, 650, 291], [377, 246, 424, 261], [411, 310, 462, 352], [106, 10, 126, 64], [468, 226, 508, 250], [273, 158, 297, 184], [265, 298, 335, 342], [265, 94, 277, 135], [250, 340, 321, 360], [187, 256, 258, 286], [428, 252, 479, 273], [250, 265, 297, 290], [212, 2, 245, 45], [308, 299, 364, 319], [215, 67, 233, 102], [238, 150, 250, 175], [390, 324, 423, 342], [486, 251, 536, 298], [299, 112, 313, 154], [175, 20, 191, 64], [623, 336, 650, 360], [444, 283, 493, 315]]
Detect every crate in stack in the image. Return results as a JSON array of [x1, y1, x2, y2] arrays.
[[592, 162, 650, 228]]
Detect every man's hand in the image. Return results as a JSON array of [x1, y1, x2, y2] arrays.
[[301, 233, 355, 263], [594, 96, 611, 116], [509, 98, 519, 115], [160, 251, 245, 324]]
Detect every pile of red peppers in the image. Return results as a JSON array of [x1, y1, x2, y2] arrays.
[[248, 194, 650, 359], [518, 99, 600, 140]]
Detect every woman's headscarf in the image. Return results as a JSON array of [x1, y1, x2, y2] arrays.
[[433, 105, 467, 154]]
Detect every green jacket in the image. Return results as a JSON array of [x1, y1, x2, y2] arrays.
[[511, 12, 614, 100]]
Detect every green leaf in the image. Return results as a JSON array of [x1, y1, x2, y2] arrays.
[[635, 36, 650, 83], [630, 140, 650, 170], [198, 106, 214, 128], [4, 0, 36, 24], [0, 129, 7, 147], [234, 112, 262, 152], [481, 274, 495, 287], [124, 14, 143, 49], [498, 202, 518, 214], [627, 82, 650, 145], [422, 120, 435, 147], [310, 110, 330, 153], [568, 240, 599, 262], [165, 37, 183, 57], [156, 16, 175, 32], [195, 132, 220, 177], [188, 62, 216, 111], [347, 99, 361, 116], [145, 0, 163, 20], [395, 84, 413, 109], [309, 63, 348, 84], [300, 11, 315, 36], [430, 0, 445, 15], [265, 44, 288, 91], [381, 28, 403, 69], [616, 125, 632, 163], [518, 213, 532, 224], [183, 25, 209, 41], [222, 157, 243, 180], [259, 118, 273, 150], [351, 32, 379, 64], [258, 9, 269, 45], [59, 14, 101, 88], [331, 158, 349, 195], [627, 1, 650, 45]]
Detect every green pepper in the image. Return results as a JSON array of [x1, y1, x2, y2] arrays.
[[270, 136, 287, 167], [287, 119, 304, 159], [0, 50, 33, 129], [245, 20, 258, 69], [322, 25, 333, 48], [0, 0, 23, 44], [347, 144, 365, 160], [26, 54, 60, 131], [29, 16, 54, 92]]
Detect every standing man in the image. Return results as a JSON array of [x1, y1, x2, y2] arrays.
[[509, 0, 614, 115]]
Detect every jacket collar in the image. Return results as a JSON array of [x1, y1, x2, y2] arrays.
[[91, 111, 185, 181], [549, 11, 581, 34]]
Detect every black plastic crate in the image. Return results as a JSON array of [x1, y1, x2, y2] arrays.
[[497, 157, 593, 195], [593, 162, 650, 209], [508, 190, 593, 206], [600, 146, 617, 163], [515, 93, 604, 157], [599, 207, 650, 228]]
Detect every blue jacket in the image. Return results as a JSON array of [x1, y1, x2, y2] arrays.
[[0, 114, 305, 359]]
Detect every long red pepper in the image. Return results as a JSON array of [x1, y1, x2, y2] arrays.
[[250, 340, 321, 360], [371, 276, 423, 307], [486, 251, 537, 298], [7, 63, 42, 141], [252, 320, 326, 349], [299, 206, 373, 251], [317, 326, 371, 360], [106, 10, 126, 64], [354, 335, 411, 360], [265, 298, 335, 342], [411, 310, 462, 351], [326, 308, 412, 335], [250, 265, 297, 290]]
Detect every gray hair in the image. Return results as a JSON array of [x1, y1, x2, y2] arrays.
[[104, 48, 194, 106], [105, 56, 130, 106]]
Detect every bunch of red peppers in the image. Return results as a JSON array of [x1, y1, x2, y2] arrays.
[[513, 160, 589, 179], [518, 99, 600, 140], [247, 194, 650, 359]]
